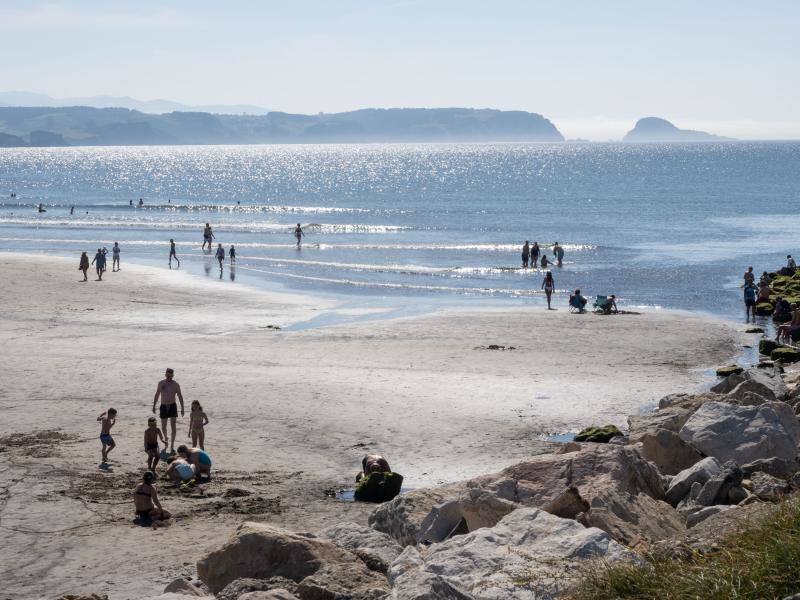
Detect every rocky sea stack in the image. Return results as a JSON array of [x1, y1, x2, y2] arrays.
[[623, 117, 731, 142]]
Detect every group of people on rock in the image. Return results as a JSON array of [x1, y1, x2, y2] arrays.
[[521, 241, 564, 270], [78, 243, 121, 281], [743, 260, 800, 339], [96, 367, 214, 524]]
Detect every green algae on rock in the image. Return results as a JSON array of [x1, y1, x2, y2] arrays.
[[574, 425, 623, 443], [354, 471, 404, 503]]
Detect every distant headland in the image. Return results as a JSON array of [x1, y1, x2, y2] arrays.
[[0, 106, 564, 147], [623, 117, 732, 142]]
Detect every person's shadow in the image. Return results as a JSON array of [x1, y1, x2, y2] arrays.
[[230, 265, 236, 282]]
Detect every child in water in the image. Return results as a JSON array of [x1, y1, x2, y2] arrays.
[[188, 401, 209, 450], [97, 408, 117, 464], [229, 245, 236, 264], [144, 417, 167, 472]]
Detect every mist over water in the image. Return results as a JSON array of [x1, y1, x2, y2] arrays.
[[1, 142, 799, 318]]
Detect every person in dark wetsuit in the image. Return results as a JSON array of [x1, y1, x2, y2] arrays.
[[530, 242, 540, 267], [521, 241, 530, 268]]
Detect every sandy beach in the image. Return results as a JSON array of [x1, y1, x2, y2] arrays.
[[0, 253, 740, 600]]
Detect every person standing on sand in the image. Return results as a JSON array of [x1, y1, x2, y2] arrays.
[[188, 400, 209, 450], [112, 242, 121, 272], [531, 241, 540, 267], [152, 368, 185, 453], [743, 280, 758, 323], [294, 223, 304, 248], [144, 417, 167, 472], [521, 241, 530, 269], [542, 271, 555, 309], [215, 243, 225, 269], [202, 223, 214, 251], [97, 408, 117, 464], [169, 239, 180, 269], [79, 252, 90, 281], [91, 248, 106, 280]]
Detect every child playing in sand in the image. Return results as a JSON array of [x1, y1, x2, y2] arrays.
[[188, 401, 209, 450], [97, 408, 117, 464], [144, 417, 167, 472]]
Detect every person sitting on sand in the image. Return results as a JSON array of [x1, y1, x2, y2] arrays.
[[357, 454, 391, 483], [91, 248, 106, 281], [134, 471, 170, 523], [97, 408, 117, 464], [601, 294, 619, 315], [144, 417, 167, 473], [165, 456, 196, 485], [177, 445, 212, 481], [776, 303, 800, 344], [79, 251, 90, 281]]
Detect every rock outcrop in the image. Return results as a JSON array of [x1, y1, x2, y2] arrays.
[[678, 401, 800, 465], [388, 508, 636, 599]]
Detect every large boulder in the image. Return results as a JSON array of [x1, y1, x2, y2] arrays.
[[320, 522, 403, 574], [239, 592, 300, 600], [772, 347, 800, 363], [388, 508, 636, 600], [196, 522, 390, 597], [628, 405, 695, 440], [665, 457, 723, 506], [216, 578, 299, 600], [658, 392, 726, 411], [678, 401, 800, 465], [163, 579, 207, 596], [636, 428, 704, 475], [694, 461, 743, 506], [370, 484, 464, 547], [416, 489, 519, 544], [750, 471, 789, 501]]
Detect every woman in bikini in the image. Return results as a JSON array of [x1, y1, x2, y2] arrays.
[[541, 271, 555, 310], [133, 471, 170, 522], [188, 400, 209, 450]]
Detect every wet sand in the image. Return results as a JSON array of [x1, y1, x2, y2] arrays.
[[0, 253, 740, 599]]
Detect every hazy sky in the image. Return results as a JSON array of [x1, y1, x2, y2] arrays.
[[1, 1, 798, 139]]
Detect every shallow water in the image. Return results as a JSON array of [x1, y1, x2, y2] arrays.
[[2, 142, 799, 318]]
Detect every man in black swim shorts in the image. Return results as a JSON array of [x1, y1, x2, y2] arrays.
[[152, 368, 184, 453]]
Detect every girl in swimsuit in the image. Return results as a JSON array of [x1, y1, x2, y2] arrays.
[[188, 401, 209, 450], [541, 271, 555, 310]]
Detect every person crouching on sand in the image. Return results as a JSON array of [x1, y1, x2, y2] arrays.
[[79, 252, 90, 281], [134, 471, 171, 523], [165, 456, 196, 486], [356, 454, 391, 482], [97, 408, 117, 464], [177, 445, 212, 481], [144, 417, 166, 473]]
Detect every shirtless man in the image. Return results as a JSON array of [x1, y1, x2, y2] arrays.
[[152, 368, 185, 453], [356, 454, 391, 482], [133, 472, 171, 523]]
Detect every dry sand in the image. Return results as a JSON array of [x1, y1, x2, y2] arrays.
[[0, 253, 741, 599]]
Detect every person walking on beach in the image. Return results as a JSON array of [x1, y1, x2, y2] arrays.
[[112, 242, 121, 272], [294, 223, 304, 248], [79, 252, 90, 281], [152, 368, 185, 453], [97, 408, 117, 464], [169, 239, 180, 269], [101, 247, 108, 273], [521, 241, 530, 269], [202, 223, 214, 251], [530, 242, 540, 267], [229, 245, 236, 264], [744, 280, 758, 323], [91, 248, 106, 280], [553, 242, 564, 267], [215, 243, 225, 270], [542, 271, 555, 309]]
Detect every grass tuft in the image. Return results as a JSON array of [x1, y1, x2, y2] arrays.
[[569, 498, 800, 600]]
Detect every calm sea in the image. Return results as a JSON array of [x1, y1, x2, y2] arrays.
[[1, 142, 799, 320]]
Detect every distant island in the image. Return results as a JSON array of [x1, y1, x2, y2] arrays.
[[0, 106, 565, 147], [623, 117, 732, 142]]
